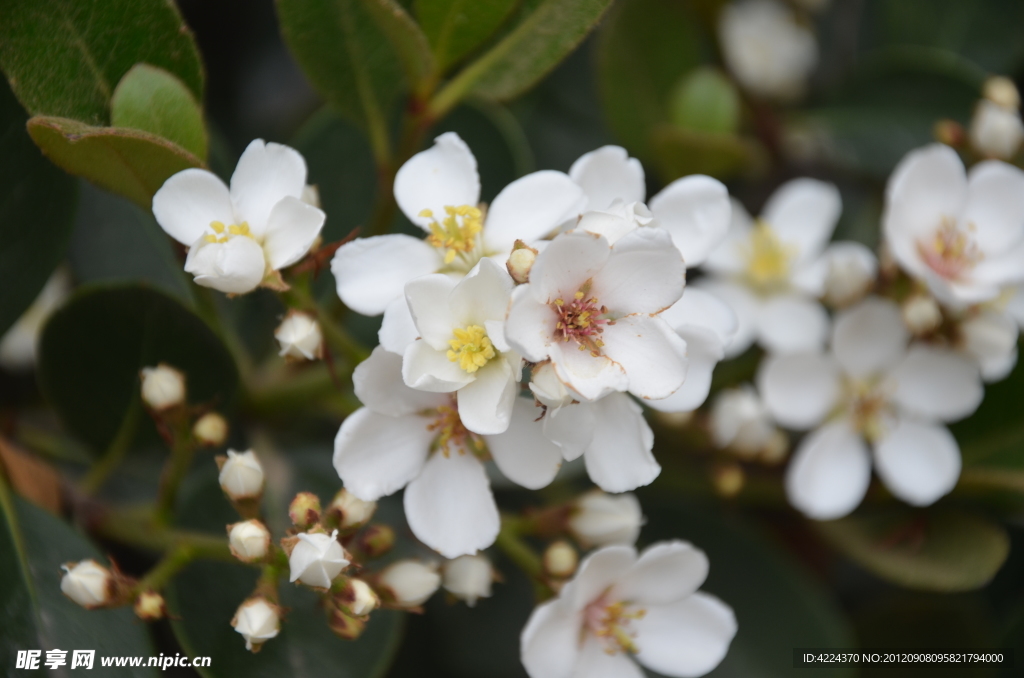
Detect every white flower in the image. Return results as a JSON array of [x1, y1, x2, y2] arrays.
[[327, 488, 377, 530], [152, 140, 325, 294], [442, 554, 494, 607], [520, 542, 736, 678], [0, 270, 69, 370], [710, 385, 783, 459], [288, 530, 349, 589], [379, 560, 441, 607], [718, 0, 818, 100], [228, 520, 270, 562], [275, 311, 322, 360], [702, 179, 843, 356], [139, 363, 186, 410], [218, 449, 265, 501], [883, 144, 1024, 305], [232, 597, 280, 651], [334, 346, 564, 558], [60, 560, 113, 608], [331, 132, 585, 316], [759, 297, 983, 519], [401, 258, 520, 435], [569, 491, 644, 548]]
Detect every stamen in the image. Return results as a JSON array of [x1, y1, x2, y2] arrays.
[[423, 204, 483, 265], [741, 221, 796, 292], [551, 280, 609, 355], [583, 594, 646, 655], [446, 325, 496, 373], [426, 400, 487, 458], [917, 218, 983, 281], [205, 220, 254, 245]]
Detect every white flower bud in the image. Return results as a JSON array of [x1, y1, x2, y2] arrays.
[[134, 590, 167, 620], [288, 530, 349, 589], [543, 541, 578, 578], [710, 386, 776, 458], [228, 519, 271, 563], [217, 449, 265, 501], [379, 560, 441, 607], [193, 412, 228, 446], [569, 491, 644, 548], [139, 364, 186, 410], [529, 362, 575, 410], [275, 311, 323, 361], [442, 554, 494, 607], [984, 76, 1020, 110], [960, 311, 1018, 381], [902, 294, 943, 335], [232, 597, 280, 652], [823, 244, 877, 308], [60, 560, 114, 608], [970, 99, 1024, 159], [341, 578, 380, 617], [506, 240, 538, 285], [327, 488, 377, 530]]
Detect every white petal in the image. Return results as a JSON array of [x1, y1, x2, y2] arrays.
[[658, 287, 737, 347], [394, 132, 480, 228], [449, 258, 514, 326], [891, 346, 983, 422], [568, 545, 636, 612], [152, 169, 234, 245], [404, 450, 499, 558], [402, 339, 474, 392], [601, 315, 688, 400], [873, 418, 961, 507], [649, 175, 731, 268], [230, 139, 307, 235], [529, 231, 610, 303], [456, 359, 516, 435], [611, 541, 708, 606], [785, 420, 872, 520], [761, 178, 841, 262], [379, 296, 420, 354], [572, 636, 645, 678], [757, 352, 841, 429], [633, 593, 737, 678], [405, 274, 458, 349], [486, 397, 563, 489], [331, 235, 442, 316], [831, 297, 908, 378], [353, 346, 447, 415], [521, 600, 581, 678], [756, 294, 830, 355], [333, 409, 433, 501], [694, 279, 759, 358], [262, 196, 326, 270], [593, 228, 685, 315], [484, 171, 587, 251], [550, 340, 629, 401], [582, 393, 659, 492], [543, 402, 596, 462], [958, 309, 1019, 382], [961, 160, 1024, 255], [569, 145, 646, 211], [701, 197, 753, 275], [184, 236, 265, 294], [506, 285, 558, 362], [643, 327, 722, 413]]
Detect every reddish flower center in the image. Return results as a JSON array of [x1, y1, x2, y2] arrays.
[[552, 282, 610, 357], [917, 219, 982, 281], [426, 398, 486, 458], [582, 591, 646, 655]]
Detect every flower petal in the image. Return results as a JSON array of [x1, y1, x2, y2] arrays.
[[230, 139, 307, 235], [379, 296, 420, 354], [757, 352, 841, 429], [353, 346, 448, 415], [611, 541, 708, 606], [521, 599, 581, 678], [873, 418, 961, 507], [456, 358, 516, 435], [961, 160, 1024, 255], [333, 408, 433, 501], [694, 279, 759, 358], [573, 636, 645, 678], [568, 545, 636, 612], [569, 145, 646, 211], [592, 227, 685, 315], [785, 420, 872, 520], [582, 393, 659, 492], [543, 402, 596, 462], [406, 274, 458, 349], [649, 175, 731, 268], [701, 197, 753, 275], [506, 285, 558, 362], [633, 593, 737, 678], [184, 236, 265, 294], [484, 171, 587, 252], [891, 346, 983, 421], [486, 397, 563, 489], [404, 450, 499, 558], [402, 339, 475, 392], [643, 326, 722, 413], [449, 258, 514, 326], [832, 297, 908, 378], [601, 315, 688, 400], [262, 196, 325, 270], [756, 294, 829, 355], [957, 309, 1018, 382], [761, 178, 841, 262], [550, 340, 629, 401], [394, 132, 480, 229], [331, 235, 442, 316], [658, 287, 738, 347], [152, 169, 234, 245], [529, 230, 610, 303]]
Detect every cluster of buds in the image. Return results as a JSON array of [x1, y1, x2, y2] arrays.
[[140, 362, 229, 447]]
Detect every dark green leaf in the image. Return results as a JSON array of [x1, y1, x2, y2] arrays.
[[110, 64, 208, 161], [816, 506, 1010, 592], [37, 285, 237, 454], [27, 116, 203, 208], [360, 0, 435, 91], [415, 0, 518, 72], [0, 0, 203, 125], [0, 80, 77, 338]]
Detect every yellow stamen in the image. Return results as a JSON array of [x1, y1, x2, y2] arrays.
[[742, 220, 796, 291], [423, 204, 483, 266], [446, 325, 496, 373], [205, 221, 253, 245]]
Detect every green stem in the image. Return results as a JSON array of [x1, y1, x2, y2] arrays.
[[94, 506, 234, 561], [194, 286, 253, 376], [135, 546, 197, 593], [496, 516, 552, 600], [367, 96, 434, 237], [80, 402, 141, 495], [155, 424, 198, 525]]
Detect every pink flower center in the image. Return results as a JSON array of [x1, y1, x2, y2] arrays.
[[917, 219, 982, 281], [426, 398, 486, 458], [582, 592, 646, 655], [552, 282, 610, 357]]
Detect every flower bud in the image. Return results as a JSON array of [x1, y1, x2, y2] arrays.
[[354, 523, 395, 558], [543, 541, 578, 578], [134, 590, 167, 621], [569, 491, 643, 548], [336, 577, 380, 617], [712, 462, 745, 498], [442, 554, 494, 607], [60, 560, 115, 609], [193, 412, 228, 446], [529, 361, 574, 409], [823, 244, 877, 308], [506, 240, 538, 284], [275, 311, 323, 361], [232, 597, 280, 652], [970, 99, 1024, 160], [327, 605, 367, 640], [140, 364, 186, 410], [288, 530, 349, 589], [289, 492, 322, 530], [217, 449, 265, 501], [984, 75, 1020, 110], [902, 294, 943, 335], [325, 488, 376, 531], [378, 560, 441, 607], [710, 386, 776, 458], [228, 519, 271, 563]]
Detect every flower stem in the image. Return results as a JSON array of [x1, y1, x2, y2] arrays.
[[93, 505, 233, 562], [80, 401, 141, 495], [134, 545, 197, 593], [155, 423, 198, 525], [496, 515, 553, 600]]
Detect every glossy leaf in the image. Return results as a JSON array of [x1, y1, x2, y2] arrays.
[[27, 116, 203, 208], [415, 0, 518, 72], [360, 0, 435, 91], [0, 0, 203, 125], [37, 285, 237, 454], [111, 64, 208, 161]]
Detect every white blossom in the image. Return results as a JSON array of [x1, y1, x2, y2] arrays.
[[0, 270, 69, 370], [218, 449, 265, 501], [569, 491, 644, 548], [288, 530, 349, 589], [710, 385, 784, 459], [379, 560, 441, 607], [442, 554, 494, 607], [60, 560, 113, 608], [232, 597, 280, 651], [139, 363, 186, 410], [228, 520, 270, 562], [275, 311, 322, 360]]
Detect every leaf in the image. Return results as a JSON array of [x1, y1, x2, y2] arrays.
[[27, 116, 203, 208], [0, 488, 158, 676], [0, 0, 203, 125], [650, 125, 763, 182], [37, 284, 237, 454], [360, 0, 435, 91], [0, 437, 62, 514], [415, 0, 519, 72], [670, 67, 741, 135], [111, 64, 208, 161], [815, 506, 1010, 592], [0, 82, 77, 339], [952, 339, 1024, 468]]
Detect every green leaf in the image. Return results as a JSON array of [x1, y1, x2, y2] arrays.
[[27, 116, 203, 208], [816, 506, 1010, 592], [0, 80, 77, 338], [111, 64, 208, 161], [360, 0, 435, 92], [0, 0, 203, 126], [0, 488, 158, 676], [37, 284, 237, 454], [670, 67, 741, 135], [415, 0, 519, 72], [650, 125, 762, 182]]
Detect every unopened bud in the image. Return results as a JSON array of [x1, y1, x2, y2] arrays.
[[289, 492, 322, 530], [232, 597, 280, 652], [378, 560, 441, 607], [712, 462, 745, 498], [336, 577, 380, 617], [569, 491, 644, 548], [288, 530, 349, 589], [823, 243, 877, 308], [442, 554, 494, 607], [355, 523, 395, 558], [275, 311, 323, 361], [327, 606, 367, 640], [902, 294, 943, 335], [134, 590, 166, 621], [543, 541, 578, 578], [984, 76, 1020, 110], [140, 364, 186, 410], [506, 240, 538, 284], [60, 560, 115, 609], [193, 412, 228, 446], [326, 488, 376, 531], [970, 99, 1024, 159], [933, 119, 965, 147], [228, 519, 271, 563], [217, 449, 265, 501]]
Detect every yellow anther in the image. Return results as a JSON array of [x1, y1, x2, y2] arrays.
[[574, 291, 585, 300], [419, 208, 434, 218], [446, 325, 496, 373], [206, 221, 253, 244], [204, 234, 218, 243], [742, 221, 796, 291], [554, 299, 564, 306], [228, 222, 251, 236], [423, 204, 483, 266], [210, 221, 226, 234], [427, 401, 487, 457]]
